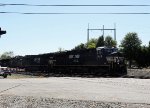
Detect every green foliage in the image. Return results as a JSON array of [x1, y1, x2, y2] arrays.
[[121, 32, 141, 59], [87, 43, 96, 49], [134, 46, 150, 67], [104, 35, 117, 47], [96, 35, 104, 47], [0, 51, 14, 60], [86, 38, 98, 49], [73, 35, 116, 50], [120, 32, 142, 67], [148, 41, 150, 49], [74, 43, 86, 50]]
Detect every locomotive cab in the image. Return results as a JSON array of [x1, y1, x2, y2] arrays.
[[96, 46, 127, 76], [97, 46, 118, 57], [96, 46, 118, 64], [107, 50, 127, 76]]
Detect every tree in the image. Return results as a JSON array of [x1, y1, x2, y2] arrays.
[[96, 35, 104, 47], [86, 38, 98, 49], [0, 51, 14, 60], [120, 32, 142, 67], [135, 46, 148, 67], [104, 36, 117, 47], [73, 35, 117, 50], [74, 43, 86, 50], [148, 41, 150, 50], [147, 41, 150, 66]]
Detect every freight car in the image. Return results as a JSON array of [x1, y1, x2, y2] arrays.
[[0, 46, 127, 77]]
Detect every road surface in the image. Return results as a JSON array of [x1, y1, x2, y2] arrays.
[[0, 77, 150, 104]]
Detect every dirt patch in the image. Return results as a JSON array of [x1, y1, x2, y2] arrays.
[[127, 68, 150, 79]]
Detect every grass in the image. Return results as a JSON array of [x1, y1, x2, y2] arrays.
[[7, 73, 44, 79]]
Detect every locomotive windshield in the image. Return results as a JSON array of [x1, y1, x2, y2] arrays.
[[97, 47, 118, 56]]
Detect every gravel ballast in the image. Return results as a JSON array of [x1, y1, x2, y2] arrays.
[[0, 95, 150, 108], [1, 77, 150, 108]]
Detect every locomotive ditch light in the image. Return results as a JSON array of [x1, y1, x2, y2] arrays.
[[0, 27, 6, 37]]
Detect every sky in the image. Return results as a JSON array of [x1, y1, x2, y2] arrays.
[[0, 0, 150, 56]]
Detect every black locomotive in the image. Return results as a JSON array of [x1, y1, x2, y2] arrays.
[[0, 46, 127, 77]]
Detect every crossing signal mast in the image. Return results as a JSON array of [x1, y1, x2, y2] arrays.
[[0, 27, 6, 38]]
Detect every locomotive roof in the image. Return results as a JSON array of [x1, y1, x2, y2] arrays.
[[21, 47, 118, 57], [25, 48, 96, 56], [109, 51, 123, 56], [96, 46, 118, 50]]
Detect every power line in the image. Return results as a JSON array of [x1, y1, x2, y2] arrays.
[[0, 12, 150, 15], [0, 3, 150, 7]]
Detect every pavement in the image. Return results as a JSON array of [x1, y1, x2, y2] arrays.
[[0, 77, 150, 104]]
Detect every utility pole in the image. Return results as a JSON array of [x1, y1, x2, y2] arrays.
[[0, 27, 6, 37], [87, 23, 90, 43], [87, 25, 117, 43], [114, 24, 116, 41], [102, 25, 104, 37]]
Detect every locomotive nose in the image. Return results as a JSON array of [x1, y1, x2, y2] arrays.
[[106, 52, 124, 64], [106, 56, 114, 63]]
